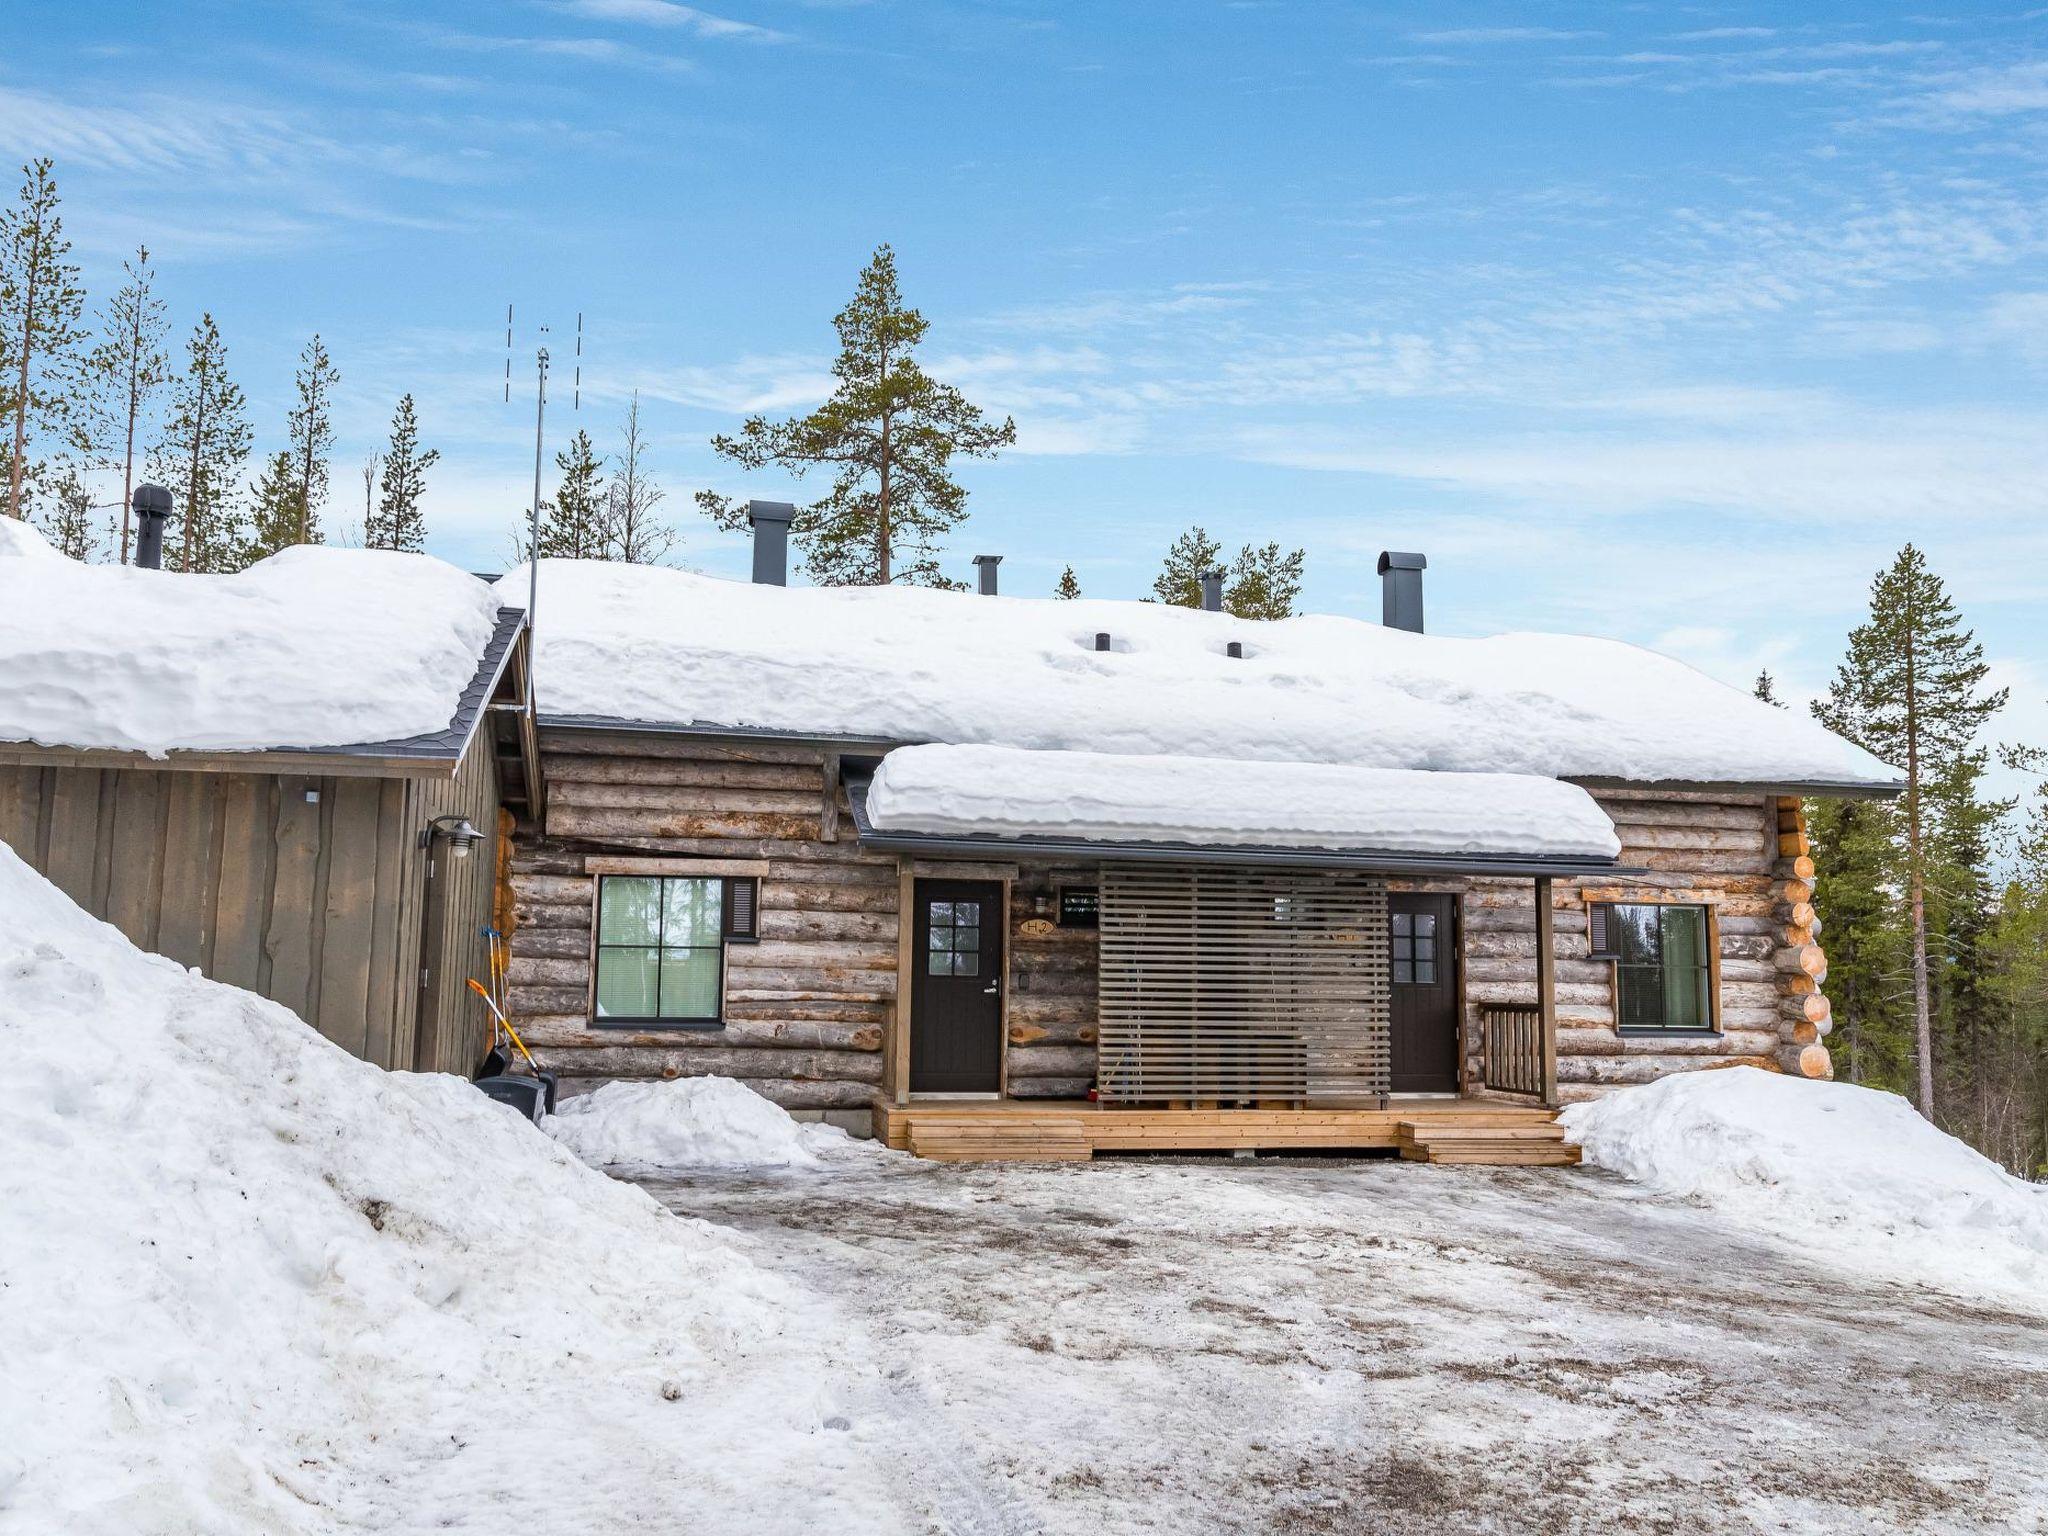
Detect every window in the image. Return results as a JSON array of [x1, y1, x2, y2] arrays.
[[1597, 903, 1714, 1032], [593, 874, 758, 1026], [926, 899, 981, 976], [1390, 910, 1438, 985]]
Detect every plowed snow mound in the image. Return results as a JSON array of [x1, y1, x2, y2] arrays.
[[1563, 1067, 2048, 1304], [0, 843, 895, 1535]]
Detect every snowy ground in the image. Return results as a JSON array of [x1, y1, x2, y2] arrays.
[[641, 1152, 2048, 1535]]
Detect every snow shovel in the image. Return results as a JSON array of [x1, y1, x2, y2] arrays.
[[467, 977, 557, 1114]]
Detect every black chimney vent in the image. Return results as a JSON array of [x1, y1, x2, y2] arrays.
[[973, 554, 1002, 595], [1198, 569, 1224, 612], [132, 483, 173, 570], [1378, 550, 1426, 633], [1094, 632, 1111, 652], [1226, 640, 1243, 659], [747, 500, 797, 586]]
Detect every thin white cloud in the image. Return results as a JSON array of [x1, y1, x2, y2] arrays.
[[1673, 27, 1777, 40], [1411, 27, 1602, 44], [552, 0, 788, 42]]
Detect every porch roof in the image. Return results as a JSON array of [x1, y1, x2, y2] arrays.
[[847, 745, 1636, 879]]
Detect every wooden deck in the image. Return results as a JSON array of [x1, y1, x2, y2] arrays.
[[874, 1098, 1579, 1167]]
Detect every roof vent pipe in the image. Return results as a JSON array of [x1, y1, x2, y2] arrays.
[[1377, 550, 1426, 633], [747, 500, 797, 586], [132, 483, 172, 570], [973, 554, 1002, 595], [1094, 632, 1111, 652], [1226, 641, 1243, 659], [1198, 569, 1224, 612]]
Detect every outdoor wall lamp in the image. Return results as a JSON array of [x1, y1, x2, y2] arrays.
[[420, 816, 485, 857]]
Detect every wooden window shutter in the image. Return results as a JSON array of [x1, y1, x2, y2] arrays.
[[1586, 901, 1615, 959], [723, 877, 759, 942]]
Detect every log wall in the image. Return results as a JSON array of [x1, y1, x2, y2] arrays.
[[509, 741, 1835, 1120], [507, 731, 893, 1109]]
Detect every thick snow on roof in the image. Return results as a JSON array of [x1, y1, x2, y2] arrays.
[[865, 744, 1622, 859], [0, 545, 505, 755], [512, 560, 1898, 788], [0, 515, 64, 560]]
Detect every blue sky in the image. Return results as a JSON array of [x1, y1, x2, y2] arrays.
[[8, 2, 2048, 766]]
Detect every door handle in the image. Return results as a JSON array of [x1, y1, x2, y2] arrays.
[[982, 983, 1000, 995]]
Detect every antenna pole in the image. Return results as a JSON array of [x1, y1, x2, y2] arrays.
[[529, 346, 549, 639]]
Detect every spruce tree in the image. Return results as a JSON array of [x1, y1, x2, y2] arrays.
[[370, 393, 437, 553], [695, 245, 1015, 586], [0, 158, 90, 522], [1813, 544, 2007, 1118], [602, 393, 676, 564], [85, 245, 170, 563], [538, 428, 607, 558], [35, 462, 101, 560], [1754, 669, 1782, 706], [148, 314, 253, 572], [1151, 526, 1223, 606], [286, 334, 337, 545], [1805, 794, 1906, 1087], [1054, 564, 1080, 600], [1226, 540, 1306, 620], [246, 450, 304, 563]]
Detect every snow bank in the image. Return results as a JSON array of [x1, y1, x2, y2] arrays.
[[864, 743, 1622, 857], [0, 545, 504, 754], [1563, 1068, 2048, 1304], [0, 515, 65, 559], [547, 1077, 861, 1169], [0, 842, 898, 1534], [505, 559, 1898, 788]]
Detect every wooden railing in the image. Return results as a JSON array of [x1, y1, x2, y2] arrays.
[[1481, 1004, 1547, 1099]]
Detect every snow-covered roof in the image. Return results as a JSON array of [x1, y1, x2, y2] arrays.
[[864, 744, 1622, 861], [0, 543, 511, 757], [0, 517, 64, 560], [512, 560, 1900, 791]]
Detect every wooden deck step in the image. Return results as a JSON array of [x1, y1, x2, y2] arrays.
[[1395, 1118, 1581, 1167], [908, 1120, 1093, 1163]]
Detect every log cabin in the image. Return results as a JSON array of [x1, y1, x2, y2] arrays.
[[1, 505, 1899, 1164], [496, 506, 1901, 1163]]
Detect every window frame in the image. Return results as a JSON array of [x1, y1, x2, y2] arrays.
[[586, 873, 759, 1031], [1591, 900, 1721, 1036]]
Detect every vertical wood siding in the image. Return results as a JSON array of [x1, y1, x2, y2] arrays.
[[0, 752, 499, 1076]]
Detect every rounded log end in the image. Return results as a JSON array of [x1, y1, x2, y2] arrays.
[[1797, 1044, 1831, 1079]]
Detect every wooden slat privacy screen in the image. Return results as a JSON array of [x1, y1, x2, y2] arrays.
[[1096, 865, 1391, 1105]]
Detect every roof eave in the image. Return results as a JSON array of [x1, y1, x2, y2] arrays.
[[1566, 775, 1904, 801]]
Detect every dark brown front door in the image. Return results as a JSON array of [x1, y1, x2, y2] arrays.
[[910, 879, 1005, 1094], [1389, 893, 1459, 1093]]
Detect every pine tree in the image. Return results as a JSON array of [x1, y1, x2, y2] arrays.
[[246, 450, 305, 563], [602, 393, 676, 564], [85, 245, 170, 562], [1054, 565, 1080, 600], [369, 393, 437, 553], [286, 334, 338, 545], [35, 461, 101, 560], [695, 245, 1015, 586], [0, 158, 90, 522], [1151, 526, 1223, 606], [1813, 545, 2008, 1119], [148, 314, 253, 572], [1754, 669, 1782, 706], [1806, 793, 1907, 1088], [538, 428, 607, 558], [1226, 540, 1306, 620]]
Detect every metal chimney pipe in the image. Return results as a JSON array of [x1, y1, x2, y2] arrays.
[[1094, 632, 1112, 652], [1198, 569, 1224, 612], [132, 484, 173, 570], [1377, 551, 1427, 633], [747, 500, 797, 586], [973, 554, 1002, 595]]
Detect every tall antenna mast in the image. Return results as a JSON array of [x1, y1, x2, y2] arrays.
[[504, 303, 513, 403], [529, 338, 549, 632]]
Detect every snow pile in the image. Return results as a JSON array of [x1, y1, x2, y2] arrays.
[[1563, 1068, 2048, 1304], [866, 743, 1622, 857], [547, 1077, 861, 1170], [0, 842, 898, 1534], [0, 515, 65, 559], [505, 559, 1898, 788], [0, 546, 505, 755]]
